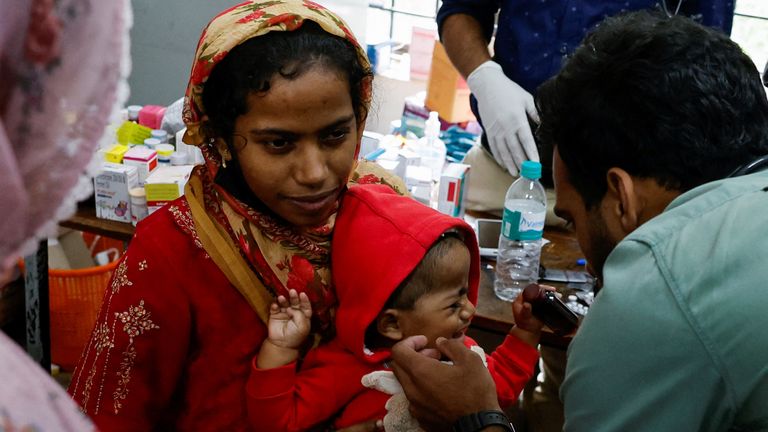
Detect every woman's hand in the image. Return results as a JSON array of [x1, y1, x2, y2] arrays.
[[267, 289, 312, 349], [390, 336, 500, 431]]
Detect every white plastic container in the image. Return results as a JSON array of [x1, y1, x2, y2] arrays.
[[129, 187, 148, 226], [413, 111, 447, 182]]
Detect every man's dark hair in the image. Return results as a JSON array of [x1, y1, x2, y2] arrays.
[[536, 11, 768, 208]]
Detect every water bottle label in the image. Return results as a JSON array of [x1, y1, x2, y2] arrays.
[[502, 207, 545, 240]]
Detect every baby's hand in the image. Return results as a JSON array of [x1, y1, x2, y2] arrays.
[[267, 289, 312, 349], [512, 285, 555, 334]]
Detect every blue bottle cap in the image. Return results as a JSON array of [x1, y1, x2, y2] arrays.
[[521, 160, 542, 180]]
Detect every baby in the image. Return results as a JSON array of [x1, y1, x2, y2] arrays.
[[248, 184, 544, 431]]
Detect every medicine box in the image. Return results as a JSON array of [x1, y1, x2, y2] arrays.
[[123, 146, 158, 186], [116, 120, 152, 146], [144, 165, 194, 213], [437, 163, 471, 218], [425, 41, 476, 123], [405, 165, 432, 191], [94, 162, 138, 223], [104, 144, 129, 164], [138, 105, 166, 130]]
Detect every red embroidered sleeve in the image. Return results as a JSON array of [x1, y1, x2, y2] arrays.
[[68, 225, 193, 431]]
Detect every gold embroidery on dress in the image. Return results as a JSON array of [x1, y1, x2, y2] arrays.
[[111, 300, 160, 414], [80, 322, 115, 410], [93, 323, 115, 352], [116, 300, 160, 340], [72, 255, 152, 416], [113, 345, 137, 414], [169, 204, 206, 252], [75, 259, 131, 413], [110, 260, 132, 294]]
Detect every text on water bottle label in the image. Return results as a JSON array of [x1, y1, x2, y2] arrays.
[[502, 207, 545, 241]]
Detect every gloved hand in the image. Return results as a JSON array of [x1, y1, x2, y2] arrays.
[[467, 60, 540, 176]]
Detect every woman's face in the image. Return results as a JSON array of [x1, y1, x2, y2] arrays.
[[233, 65, 360, 227]]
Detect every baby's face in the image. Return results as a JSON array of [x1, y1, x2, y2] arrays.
[[396, 242, 475, 348]]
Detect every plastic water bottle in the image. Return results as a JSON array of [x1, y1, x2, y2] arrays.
[[415, 111, 447, 182], [494, 161, 547, 301]]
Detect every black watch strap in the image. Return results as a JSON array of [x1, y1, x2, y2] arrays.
[[452, 410, 515, 432]]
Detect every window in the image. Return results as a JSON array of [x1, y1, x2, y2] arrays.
[[366, 0, 440, 43], [731, 0, 768, 76], [362, 1, 768, 80]]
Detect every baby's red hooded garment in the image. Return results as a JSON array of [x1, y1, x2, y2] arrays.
[[247, 184, 538, 431]]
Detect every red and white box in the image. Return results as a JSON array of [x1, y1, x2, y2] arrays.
[[123, 146, 158, 186], [438, 163, 471, 218]]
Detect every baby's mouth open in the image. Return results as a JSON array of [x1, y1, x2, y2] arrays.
[[452, 327, 468, 340]]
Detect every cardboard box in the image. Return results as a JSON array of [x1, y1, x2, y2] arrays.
[[438, 163, 471, 217], [144, 165, 194, 213], [94, 162, 138, 223], [123, 146, 158, 186], [425, 41, 476, 123], [410, 27, 437, 80], [47, 229, 96, 270]]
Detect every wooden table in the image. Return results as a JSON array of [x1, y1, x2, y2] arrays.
[[58, 203, 587, 351], [59, 199, 135, 242], [471, 228, 585, 348]]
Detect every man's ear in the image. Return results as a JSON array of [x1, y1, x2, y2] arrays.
[[605, 167, 640, 234], [376, 309, 404, 342]]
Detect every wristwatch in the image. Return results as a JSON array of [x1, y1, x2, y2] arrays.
[[452, 410, 515, 432]]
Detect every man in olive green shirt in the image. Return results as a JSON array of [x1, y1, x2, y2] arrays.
[[387, 11, 768, 432]]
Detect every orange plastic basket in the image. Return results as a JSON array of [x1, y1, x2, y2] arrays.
[[18, 233, 125, 371], [50, 233, 125, 371], [49, 260, 118, 371]]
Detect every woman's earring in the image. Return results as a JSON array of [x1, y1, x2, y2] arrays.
[[215, 139, 231, 168]]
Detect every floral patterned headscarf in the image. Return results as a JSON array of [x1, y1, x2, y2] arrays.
[[181, 0, 401, 338]]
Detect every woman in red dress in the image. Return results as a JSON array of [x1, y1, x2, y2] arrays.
[[68, 1, 402, 429]]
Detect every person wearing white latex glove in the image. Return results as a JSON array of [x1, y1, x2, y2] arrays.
[[467, 60, 540, 176]]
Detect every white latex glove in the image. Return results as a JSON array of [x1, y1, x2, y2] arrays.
[[467, 60, 540, 176]]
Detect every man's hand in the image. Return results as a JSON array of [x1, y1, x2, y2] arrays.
[[467, 60, 540, 176], [390, 336, 500, 431]]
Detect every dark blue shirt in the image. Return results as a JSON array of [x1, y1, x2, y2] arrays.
[[437, 0, 735, 94]]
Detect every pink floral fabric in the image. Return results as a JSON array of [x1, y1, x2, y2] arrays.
[[0, 0, 129, 274], [0, 331, 95, 431]]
